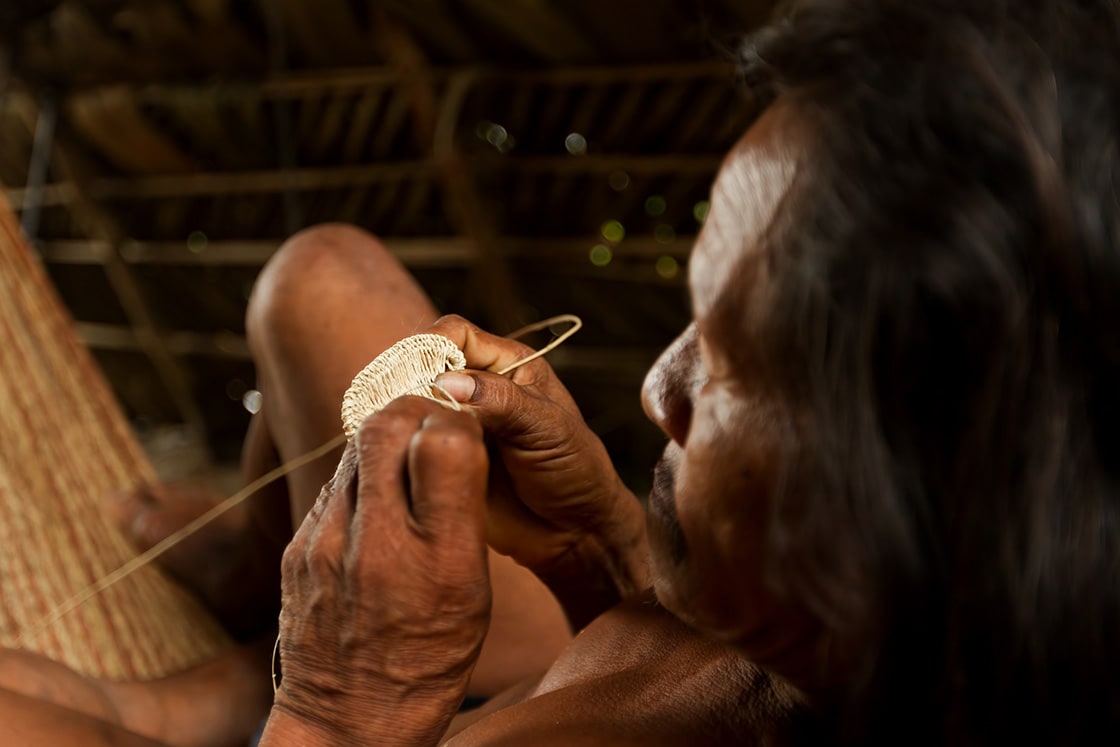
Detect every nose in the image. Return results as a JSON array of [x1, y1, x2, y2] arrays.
[[641, 324, 702, 445]]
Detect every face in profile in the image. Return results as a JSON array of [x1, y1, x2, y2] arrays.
[[641, 103, 824, 687]]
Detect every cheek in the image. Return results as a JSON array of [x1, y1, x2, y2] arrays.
[[679, 388, 772, 541], [655, 389, 788, 641]]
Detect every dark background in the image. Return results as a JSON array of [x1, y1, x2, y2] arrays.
[[0, 0, 773, 493]]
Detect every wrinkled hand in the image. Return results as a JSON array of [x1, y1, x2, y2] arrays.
[[428, 315, 650, 625], [264, 397, 492, 747]]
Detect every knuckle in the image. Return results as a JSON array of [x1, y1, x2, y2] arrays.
[[354, 403, 419, 447], [306, 543, 340, 578], [280, 536, 304, 578], [434, 312, 470, 327], [412, 419, 485, 466], [430, 313, 474, 339], [426, 405, 483, 435], [506, 337, 537, 359]]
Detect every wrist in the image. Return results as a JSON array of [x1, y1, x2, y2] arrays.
[[263, 672, 466, 747], [595, 482, 651, 595], [258, 706, 340, 747], [532, 496, 650, 632]]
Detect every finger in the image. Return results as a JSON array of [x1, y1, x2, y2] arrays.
[[482, 463, 556, 554], [299, 443, 351, 533], [349, 397, 444, 547], [406, 407, 488, 540], [434, 370, 576, 450], [301, 443, 357, 573], [282, 487, 339, 596], [426, 314, 537, 375]]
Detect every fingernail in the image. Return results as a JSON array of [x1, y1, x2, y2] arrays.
[[436, 372, 476, 402]]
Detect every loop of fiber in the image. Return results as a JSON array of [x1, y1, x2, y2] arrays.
[[341, 333, 466, 438]]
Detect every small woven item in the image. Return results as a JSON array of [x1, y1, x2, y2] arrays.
[[340, 333, 466, 438]]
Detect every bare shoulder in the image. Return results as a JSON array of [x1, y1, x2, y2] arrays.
[[445, 597, 815, 747]]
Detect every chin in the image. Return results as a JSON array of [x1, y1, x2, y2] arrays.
[[647, 523, 751, 648], [648, 555, 689, 623], [646, 514, 709, 633], [649, 562, 734, 650]]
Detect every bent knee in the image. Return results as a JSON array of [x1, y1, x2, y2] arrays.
[[246, 224, 401, 349]]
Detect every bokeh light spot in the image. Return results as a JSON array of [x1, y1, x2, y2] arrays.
[[187, 230, 208, 253], [654, 224, 676, 244], [487, 124, 508, 147], [644, 195, 667, 216], [242, 389, 263, 414], [477, 120, 513, 152], [655, 256, 680, 279], [225, 378, 248, 401], [693, 200, 710, 224], [564, 132, 588, 155], [589, 244, 613, 266], [600, 220, 625, 243]]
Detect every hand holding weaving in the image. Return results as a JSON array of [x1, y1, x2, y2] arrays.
[[426, 315, 651, 628], [263, 397, 491, 747]]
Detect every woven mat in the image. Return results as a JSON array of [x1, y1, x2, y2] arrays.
[[0, 194, 231, 680]]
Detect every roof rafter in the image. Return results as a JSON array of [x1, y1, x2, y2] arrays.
[[7, 93, 209, 439]]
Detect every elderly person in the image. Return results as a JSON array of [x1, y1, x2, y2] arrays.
[[2, 0, 1117, 744], [264, 1, 1120, 744]]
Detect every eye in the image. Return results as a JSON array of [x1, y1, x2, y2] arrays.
[[696, 332, 731, 382]]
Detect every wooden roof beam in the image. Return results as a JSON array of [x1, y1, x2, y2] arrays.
[[7, 93, 209, 439], [459, 0, 598, 64], [377, 0, 478, 62], [36, 235, 696, 267], [75, 321, 658, 381], [375, 11, 524, 331], [3, 154, 720, 205], [143, 60, 738, 100]]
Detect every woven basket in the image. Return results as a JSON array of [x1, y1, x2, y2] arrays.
[[0, 194, 231, 680]]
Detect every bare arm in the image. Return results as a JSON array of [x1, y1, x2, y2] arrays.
[[0, 687, 162, 747], [0, 641, 272, 747]]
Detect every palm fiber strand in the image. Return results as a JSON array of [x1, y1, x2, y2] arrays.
[[0, 193, 230, 680]]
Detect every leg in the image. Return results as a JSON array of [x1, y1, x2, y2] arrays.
[[245, 224, 572, 695], [244, 223, 440, 524], [118, 225, 434, 637], [0, 641, 273, 746]]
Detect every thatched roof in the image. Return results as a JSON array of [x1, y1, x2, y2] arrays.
[[0, 0, 773, 487]]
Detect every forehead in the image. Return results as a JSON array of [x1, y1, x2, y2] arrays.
[[689, 104, 803, 321]]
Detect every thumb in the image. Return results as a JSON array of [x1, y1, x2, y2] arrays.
[[435, 370, 565, 447]]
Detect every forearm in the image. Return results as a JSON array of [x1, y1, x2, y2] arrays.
[[0, 647, 122, 729], [257, 707, 336, 747], [105, 638, 274, 747], [0, 686, 163, 747], [259, 690, 460, 747]]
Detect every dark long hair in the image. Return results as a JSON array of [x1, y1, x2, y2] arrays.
[[728, 1, 1120, 744]]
